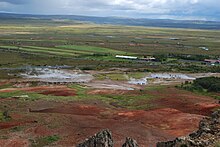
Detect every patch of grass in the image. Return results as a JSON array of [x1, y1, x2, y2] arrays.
[[68, 84, 87, 96], [103, 94, 154, 110], [215, 142, 220, 147], [68, 84, 156, 109], [0, 112, 4, 121], [0, 83, 12, 89], [44, 135, 60, 143], [19, 47, 77, 57], [0, 90, 77, 101], [94, 74, 106, 80], [24, 46, 90, 55], [58, 45, 127, 55], [144, 85, 166, 91], [127, 72, 146, 79], [0, 111, 11, 121], [105, 73, 127, 81], [0, 91, 25, 99], [31, 135, 60, 147], [10, 126, 23, 132], [0, 136, 9, 139]]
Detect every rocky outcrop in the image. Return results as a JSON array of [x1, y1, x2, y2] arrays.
[[77, 129, 113, 147], [157, 109, 220, 147], [122, 137, 139, 147], [77, 130, 138, 147]]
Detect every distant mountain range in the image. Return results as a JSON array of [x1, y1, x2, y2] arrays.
[[1, 13, 220, 30]]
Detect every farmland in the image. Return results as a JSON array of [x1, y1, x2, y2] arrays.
[[0, 19, 220, 74], [0, 18, 220, 147]]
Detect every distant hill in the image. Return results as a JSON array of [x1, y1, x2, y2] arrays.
[[1, 13, 220, 30]]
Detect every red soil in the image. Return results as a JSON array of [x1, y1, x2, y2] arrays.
[[0, 87, 219, 147], [0, 81, 9, 86], [115, 108, 203, 137], [0, 139, 29, 147], [0, 99, 218, 147], [0, 98, 17, 102], [26, 103, 205, 146], [149, 87, 220, 116], [0, 86, 76, 97], [0, 121, 35, 130], [40, 90, 76, 96], [33, 126, 54, 136], [30, 103, 104, 116]]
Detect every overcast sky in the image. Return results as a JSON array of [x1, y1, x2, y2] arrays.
[[0, 0, 219, 21]]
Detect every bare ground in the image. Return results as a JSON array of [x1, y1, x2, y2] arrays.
[[0, 82, 219, 147]]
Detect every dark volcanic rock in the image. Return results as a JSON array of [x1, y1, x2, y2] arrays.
[[157, 109, 220, 147], [122, 137, 139, 147], [77, 129, 113, 147], [77, 130, 139, 147]]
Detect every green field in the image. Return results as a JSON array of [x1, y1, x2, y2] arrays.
[[0, 19, 220, 72], [0, 45, 127, 57]]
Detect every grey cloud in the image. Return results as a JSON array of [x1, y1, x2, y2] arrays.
[[0, 0, 30, 4], [0, 0, 219, 20]]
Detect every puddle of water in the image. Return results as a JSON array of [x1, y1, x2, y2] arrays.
[[21, 68, 93, 83]]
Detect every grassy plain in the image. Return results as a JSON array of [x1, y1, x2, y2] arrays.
[[0, 19, 219, 104], [1, 23, 220, 56]]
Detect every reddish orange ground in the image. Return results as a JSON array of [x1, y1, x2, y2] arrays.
[[0, 86, 76, 96], [0, 81, 10, 86], [149, 87, 219, 116], [0, 85, 219, 147]]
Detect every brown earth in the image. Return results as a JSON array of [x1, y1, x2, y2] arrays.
[[0, 98, 17, 102], [0, 138, 29, 147], [0, 100, 218, 147], [87, 89, 140, 95], [0, 86, 76, 96], [0, 81, 9, 86], [30, 103, 104, 116], [24, 102, 204, 147], [0, 121, 35, 130], [0, 86, 220, 147], [149, 87, 220, 116]]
